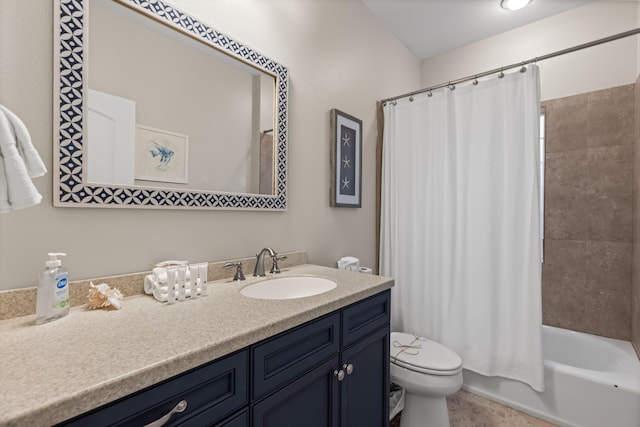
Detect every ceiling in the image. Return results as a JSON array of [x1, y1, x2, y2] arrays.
[[361, 0, 599, 60]]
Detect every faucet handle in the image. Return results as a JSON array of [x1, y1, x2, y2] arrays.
[[224, 262, 246, 281], [270, 254, 287, 274]]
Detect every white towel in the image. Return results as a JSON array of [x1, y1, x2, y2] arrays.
[[0, 105, 47, 178], [0, 106, 44, 213], [152, 265, 190, 284], [144, 274, 156, 294]]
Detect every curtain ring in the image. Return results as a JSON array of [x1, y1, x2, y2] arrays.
[[520, 62, 527, 73], [472, 77, 479, 85], [448, 83, 456, 91], [427, 90, 433, 97], [392, 100, 397, 105], [409, 96, 414, 102], [498, 70, 505, 78]]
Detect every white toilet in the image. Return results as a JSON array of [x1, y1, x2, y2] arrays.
[[390, 332, 463, 427]]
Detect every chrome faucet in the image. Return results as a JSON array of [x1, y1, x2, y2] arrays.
[[253, 247, 276, 277]]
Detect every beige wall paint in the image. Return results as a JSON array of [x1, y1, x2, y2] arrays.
[[0, 0, 420, 291], [420, 2, 639, 101]]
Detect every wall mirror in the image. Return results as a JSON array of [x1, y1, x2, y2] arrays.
[[53, 0, 288, 210]]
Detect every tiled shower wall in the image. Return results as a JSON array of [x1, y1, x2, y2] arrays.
[[633, 76, 640, 357], [541, 84, 633, 341]]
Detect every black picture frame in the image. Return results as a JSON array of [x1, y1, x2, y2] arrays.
[[330, 109, 362, 208]]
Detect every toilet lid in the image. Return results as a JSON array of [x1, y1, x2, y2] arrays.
[[390, 332, 462, 375]]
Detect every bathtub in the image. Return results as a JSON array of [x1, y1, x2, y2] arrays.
[[462, 325, 640, 427]]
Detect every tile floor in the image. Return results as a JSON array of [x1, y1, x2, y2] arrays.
[[390, 390, 559, 427], [447, 390, 558, 427]]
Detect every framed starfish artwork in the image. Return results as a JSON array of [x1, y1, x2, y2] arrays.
[[330, 109, 362, 207]]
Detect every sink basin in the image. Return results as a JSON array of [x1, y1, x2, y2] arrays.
[[240, 276, 337, 300]]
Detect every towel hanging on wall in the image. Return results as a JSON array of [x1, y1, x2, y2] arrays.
[[0, 104, 47, 213]]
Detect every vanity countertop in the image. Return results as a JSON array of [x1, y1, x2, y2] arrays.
[[0, 264, 393, 427]]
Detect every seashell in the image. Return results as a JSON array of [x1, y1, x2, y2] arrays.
[[87, 282, 123, 310]]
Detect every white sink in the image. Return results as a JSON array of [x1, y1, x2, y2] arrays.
[[240, 276, 337, 300]]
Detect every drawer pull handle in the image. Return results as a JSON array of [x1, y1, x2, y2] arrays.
[[343, 363, 354, 375], [145, 400, 187, 427], [333, 369, 345, 381]]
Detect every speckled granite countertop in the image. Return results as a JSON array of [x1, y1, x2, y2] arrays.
[[0, 264, 393, 427]]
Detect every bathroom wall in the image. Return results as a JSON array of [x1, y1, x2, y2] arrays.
[[541, 85, 633, 340], [0, 0, 420, 290]]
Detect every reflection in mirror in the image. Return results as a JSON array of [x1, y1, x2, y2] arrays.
[[53, 0, 288, 209], [88, 0, 275, 194]]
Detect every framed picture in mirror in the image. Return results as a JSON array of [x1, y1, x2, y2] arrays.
[[135, 125, 189, 184], [330, 109, 362, 208]]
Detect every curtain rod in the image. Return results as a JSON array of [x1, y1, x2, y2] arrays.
[[381, 27, 640, 104]]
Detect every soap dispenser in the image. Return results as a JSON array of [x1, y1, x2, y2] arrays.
[[36, 252, 70, 323]]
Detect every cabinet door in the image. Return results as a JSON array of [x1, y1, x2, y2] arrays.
[[252, 355, 340, 427], [340, 325, 390, 427]]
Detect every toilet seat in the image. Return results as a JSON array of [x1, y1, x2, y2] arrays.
[[390, 332, 462, 376]]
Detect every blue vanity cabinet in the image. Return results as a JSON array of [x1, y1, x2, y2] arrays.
[[251, 289, 391, 427]]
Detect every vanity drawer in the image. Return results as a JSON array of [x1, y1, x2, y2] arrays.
[[252, 312, 340, 400], [59, 350, 248, 427], [342, 290, 391, 347]]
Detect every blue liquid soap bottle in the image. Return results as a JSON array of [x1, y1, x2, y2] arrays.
[[36, 252, 70, 323]]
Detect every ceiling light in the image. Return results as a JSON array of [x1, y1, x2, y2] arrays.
[[501, 0, 532, 11]]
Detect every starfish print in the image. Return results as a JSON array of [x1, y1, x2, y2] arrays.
[[342, 133, 351, 147], [342, 155, 351, 168], [342, 176, 350, 189]]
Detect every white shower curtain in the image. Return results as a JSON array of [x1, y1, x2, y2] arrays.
[[380, 66, 544, 391]]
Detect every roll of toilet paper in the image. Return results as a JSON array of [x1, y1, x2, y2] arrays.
[[359, 267, 372, 274]]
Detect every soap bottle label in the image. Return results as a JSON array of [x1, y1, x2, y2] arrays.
[[54, 273, 69, 309]]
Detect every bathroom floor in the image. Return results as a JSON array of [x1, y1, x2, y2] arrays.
[[391, 390, 558, 427], [447, 390, 558, 426]]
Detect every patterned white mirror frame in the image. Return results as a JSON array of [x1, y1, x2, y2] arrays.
[[53, 0, 288, 210]]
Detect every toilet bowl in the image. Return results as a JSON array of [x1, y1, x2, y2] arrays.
[[390, 332, 463, 427]]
